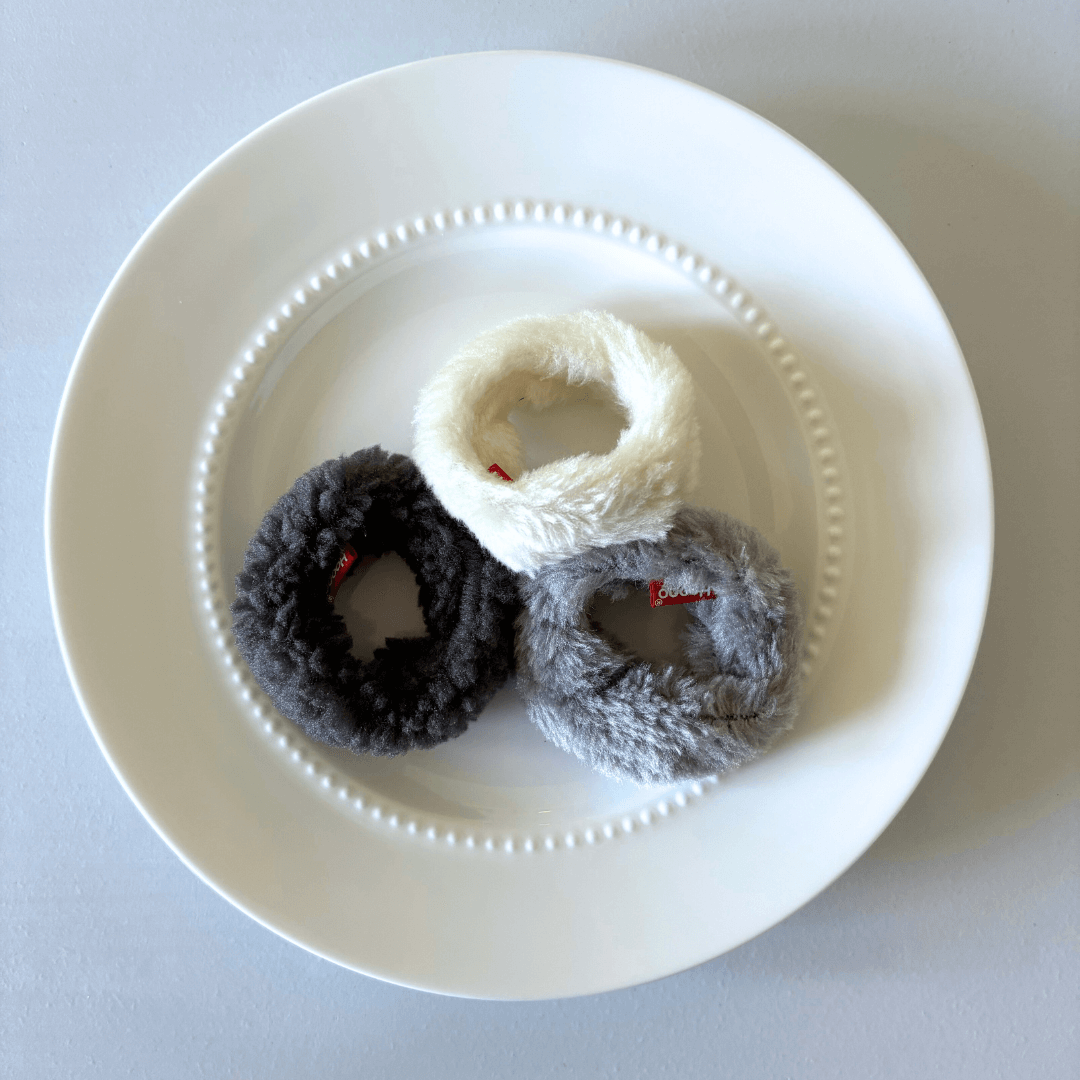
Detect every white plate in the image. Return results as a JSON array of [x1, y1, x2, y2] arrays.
[[45, 53, 992, 999]]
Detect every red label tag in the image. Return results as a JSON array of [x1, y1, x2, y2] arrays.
[[326, 545, 379, 603], [649, 581, 717, 608], [488, 463, 514, 482], [327, 545, 358, 602]]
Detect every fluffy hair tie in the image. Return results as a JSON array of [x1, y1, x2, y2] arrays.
[[515, 506, 804, 785], [412, 311, 701, 574], [230, 447, 521, 755]]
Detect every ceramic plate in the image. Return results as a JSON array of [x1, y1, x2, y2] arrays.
[[45, 53, 992, 999]]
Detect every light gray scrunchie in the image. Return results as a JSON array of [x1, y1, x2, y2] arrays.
[[515, 506, 804, 785]]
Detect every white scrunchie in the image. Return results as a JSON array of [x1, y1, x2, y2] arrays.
[[412, 311, 700, 573]]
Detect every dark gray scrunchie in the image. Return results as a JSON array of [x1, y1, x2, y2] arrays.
[[231, 446, 521, 756], [515, 506, 804, 785]]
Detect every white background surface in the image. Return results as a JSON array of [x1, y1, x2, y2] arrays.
[[2, 0, 1077, 1075]]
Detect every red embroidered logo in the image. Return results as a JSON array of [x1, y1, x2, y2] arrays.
[[649, 581, 717, 608], [488, 463, 514, 482], [327, 544, 358, 603]]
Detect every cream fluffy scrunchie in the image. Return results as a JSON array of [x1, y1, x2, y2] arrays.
[[412, 311, 701, 574]]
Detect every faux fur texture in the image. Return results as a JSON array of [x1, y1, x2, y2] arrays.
[[412, 311, 701, 574], [515, 506, 804, 784], [230, 447, 521, 755]]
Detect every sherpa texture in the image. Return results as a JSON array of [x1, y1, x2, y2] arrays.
[[516, 506, 804, 784], [412, 311, 701, 574], [231, 447, 521, 755]]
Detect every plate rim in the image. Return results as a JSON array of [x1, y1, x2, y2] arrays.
[[44, 50, 995, 999]]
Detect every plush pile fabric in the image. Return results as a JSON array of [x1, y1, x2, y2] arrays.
[[515, 506, 804, 784], [412, 311, 701, 574], [231, 447, 521, 755]]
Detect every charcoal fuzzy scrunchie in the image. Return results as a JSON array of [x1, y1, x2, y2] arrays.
[[412, 311, 701, 574], [515, 506, 804, 784], [231, 447, 521, 755]]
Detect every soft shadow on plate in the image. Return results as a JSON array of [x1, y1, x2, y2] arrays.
[[772, 99, 1079, 861]]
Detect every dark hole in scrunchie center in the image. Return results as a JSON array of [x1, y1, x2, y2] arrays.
[[588, 588, 694, 671], [334, 551, 429, 663], [507, 379, 627, 471]]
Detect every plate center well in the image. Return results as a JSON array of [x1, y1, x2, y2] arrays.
[[217, 223, 817, 830]]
